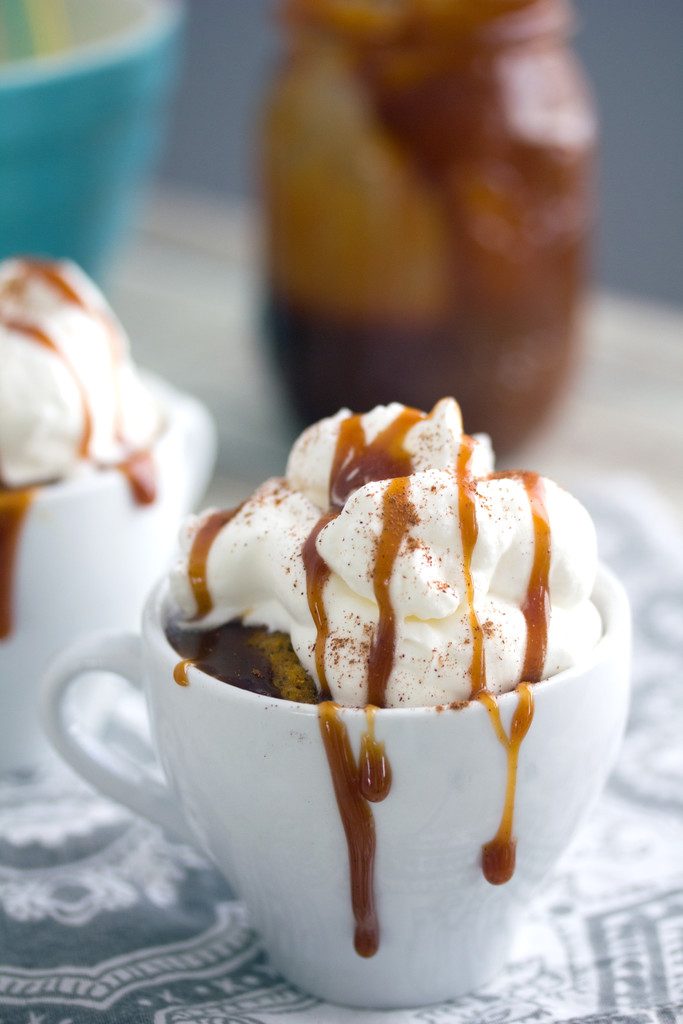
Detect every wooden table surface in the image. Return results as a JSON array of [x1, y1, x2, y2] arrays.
[[112, 191, 683, 519]]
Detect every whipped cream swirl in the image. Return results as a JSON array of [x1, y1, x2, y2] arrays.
[[0, 258, 163, 488], [171, 399, 601, 707]]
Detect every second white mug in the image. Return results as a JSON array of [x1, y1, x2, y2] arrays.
[[1, 376, 215, 773]]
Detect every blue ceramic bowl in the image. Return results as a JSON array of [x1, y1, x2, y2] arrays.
[[0, 0, 183, 277]]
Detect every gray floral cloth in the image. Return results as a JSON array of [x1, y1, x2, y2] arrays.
[[0, 477, 681, 1024]]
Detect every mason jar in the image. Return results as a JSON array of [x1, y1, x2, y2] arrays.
[[263, 0, 597, 451]]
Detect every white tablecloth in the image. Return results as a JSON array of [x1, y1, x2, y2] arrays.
[[0, 477, 681, 1023]]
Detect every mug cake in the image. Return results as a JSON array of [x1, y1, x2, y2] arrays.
[[167, 397, 602, 957]]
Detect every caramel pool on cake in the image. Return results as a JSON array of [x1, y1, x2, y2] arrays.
[[167, 398, 602, 958]]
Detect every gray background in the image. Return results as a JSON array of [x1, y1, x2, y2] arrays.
[[158, 1, 683, 306]]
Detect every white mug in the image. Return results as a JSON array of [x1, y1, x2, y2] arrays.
[[41, 565, 630, 1009], [1, 375, 215, 774]]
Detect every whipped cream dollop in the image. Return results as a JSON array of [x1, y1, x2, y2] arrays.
[[0, 258, 163, 488], [171, 399, 601, 707]]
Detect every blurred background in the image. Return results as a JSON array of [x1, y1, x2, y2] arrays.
[[1, 0, 681, 507], [160, 0, 683, 306]]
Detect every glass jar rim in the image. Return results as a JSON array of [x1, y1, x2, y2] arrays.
[[281, 0, 573, 47]]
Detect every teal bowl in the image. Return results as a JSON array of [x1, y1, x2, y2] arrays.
[[0, 0, 183, 278]]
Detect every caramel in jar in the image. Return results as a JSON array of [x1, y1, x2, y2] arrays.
[[264, 0, 596, 450]]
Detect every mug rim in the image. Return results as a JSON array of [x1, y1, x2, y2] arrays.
[[0, 0, 183, 91], [147, 562, 630, 719], [10, 371, 203, 507]]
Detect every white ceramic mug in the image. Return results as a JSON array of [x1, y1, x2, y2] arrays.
[[41, 565, 630, 1009], [1, 375, 215, 774]]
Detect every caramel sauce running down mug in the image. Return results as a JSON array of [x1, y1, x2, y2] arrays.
[[41, 567, 630, 1010]]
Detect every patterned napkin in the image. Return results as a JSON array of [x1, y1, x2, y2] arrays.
[[0, 477, 681, 1024]]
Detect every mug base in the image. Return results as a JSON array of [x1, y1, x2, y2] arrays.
[[264, 940, 509, 1010]]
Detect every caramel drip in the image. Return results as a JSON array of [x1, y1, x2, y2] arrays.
[[368, 476, 417, 707], [302, 510, 340, 698], [173, 659, 193, 687], [359, 705, 392, 802], [307, 406, 424, 959], [456, 434, 486, 695], [471, 471, 549, 884], [117, 450, 157, 506], [490, 470, 551, 683], [0, 488, 34, 640], [520, 473, 551, 682], [329, 405, 424, 508], [188, 505, 245, 619], [1, 317, 93, 459], [319, 701, 391, 958], [478, 684, 534, 884]]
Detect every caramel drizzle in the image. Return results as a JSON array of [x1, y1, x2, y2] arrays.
[[475, 470, 549, 884], [519, 473, 552, 682], [1, 316, 93, 459], [304, 404, 424, 702], [454, 438, 534, 884], [478, 683, 534, 885], [18, 259, 91, 311], [1, 261, 154, 505], [329, 406, 424, 509], [456, 434, 486, 696], [319, 701, 391, 958], [0, 488, 34, 640], [173, 659, 194, 687], [302, 510, 340, 699], [117, 450, 157, 507], [188, 505, 245, 619], [17, 259, 127, 437], [15, 258, 124, 385], [490, 470, 552, 683], [367, 476, 417, 707], [307, 407, 423, 960]]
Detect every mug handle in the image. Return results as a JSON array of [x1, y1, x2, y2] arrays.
[[41, 631, 194, 844]]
